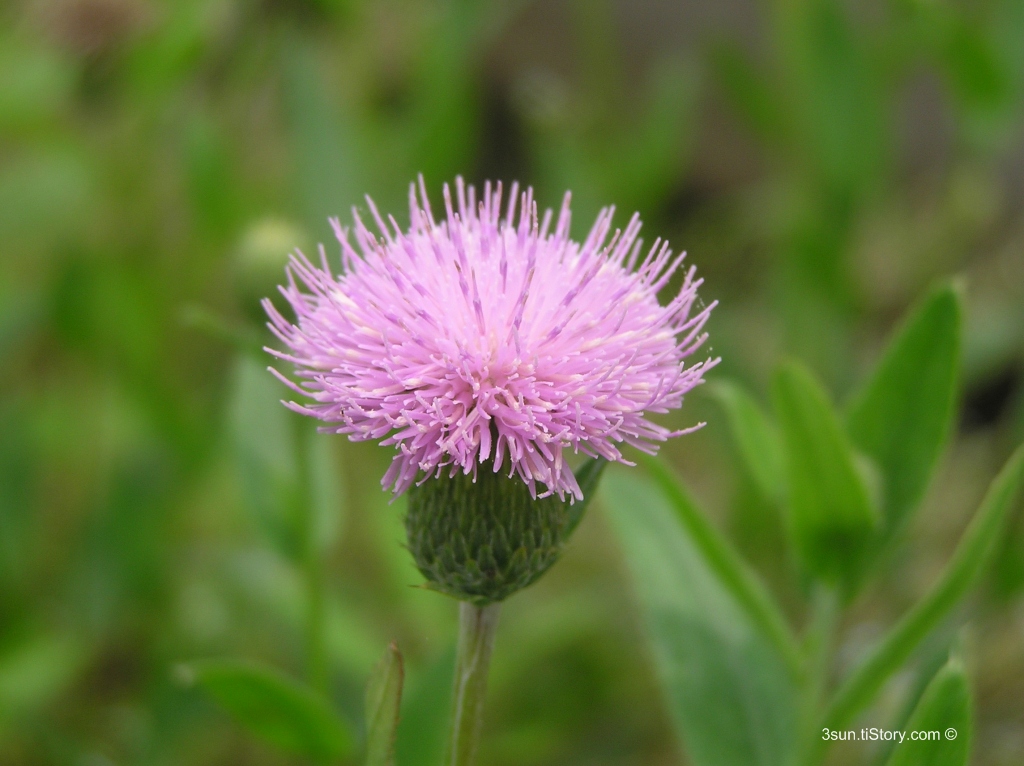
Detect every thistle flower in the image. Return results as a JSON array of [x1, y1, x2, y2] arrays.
[[264, 178, 716, 503]]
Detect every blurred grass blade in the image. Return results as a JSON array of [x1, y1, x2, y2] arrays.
[[395, 647, 455, 766], [825, 444, 1024, 730], [639, 454, 800, 677], [179, 304, 264, 357], [229, 357, 303, 560], [708, 380, 784, 503], [0, 634, 86, 730], [365, 643, 404, 766], [941, 19, 1009, 117], [611, 56, 697, 212], [282, 36, 360, 241], [778, 0, 883, 192], [846, 282, 962, 538], [886, 658, 972, 766], [221, 548, 383, 679], [186, 659, 355, 761], [307, 429, 344, 556], [604, 467, 798, 766], [772, 361, 878, 587], [711, 43, 786, 144], [404, 0, 481, 188]]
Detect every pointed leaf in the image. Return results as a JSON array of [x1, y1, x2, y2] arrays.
[[638, 454, 801, 676], [604, 467, 798, 766], [772, 361, 878, 586], [846, 282, 962, 537], [186, 659, 355, 761], [709, 380, 784, 502], [364, 643, 404, 766], [886, 658, 972, 766], [825, 445, 1024, 730]]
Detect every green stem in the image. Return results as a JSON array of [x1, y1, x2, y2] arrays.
[[448, 602, 501, 766]]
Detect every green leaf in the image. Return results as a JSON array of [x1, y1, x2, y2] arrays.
[[825, 444, 1024, 731], [846, 282, 962, 538], [772, 361, 878, 587], [886, 658, 972, 766], [708, 380, 784, 503], [364, 643, 404, 766], [603, 467, 798, 766], [186, 659, 355, 761], [638, 455, 801, 677], [228, 357, 303, 560]]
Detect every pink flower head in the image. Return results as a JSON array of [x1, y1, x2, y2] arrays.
[[264, 177, 718, 501]]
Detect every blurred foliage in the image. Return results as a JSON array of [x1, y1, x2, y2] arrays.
[[607, 275, 1019, 766], [1, 0, 1023, 764]]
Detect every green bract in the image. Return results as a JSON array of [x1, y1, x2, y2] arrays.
[[405, 459, 605, 605]]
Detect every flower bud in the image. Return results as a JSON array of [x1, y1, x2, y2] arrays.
[[405, 459, 605, 605]]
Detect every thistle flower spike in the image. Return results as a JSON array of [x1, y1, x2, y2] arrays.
[[264, 177, 719, 502]]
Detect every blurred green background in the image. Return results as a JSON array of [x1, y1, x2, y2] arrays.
[[2, 0, 1024, 764]]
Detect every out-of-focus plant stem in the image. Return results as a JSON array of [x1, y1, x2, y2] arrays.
[[295, 417, 328, 694], [799, 585, 839, 766], [448, 601, 501, 766], [304, 544, 328, 694]]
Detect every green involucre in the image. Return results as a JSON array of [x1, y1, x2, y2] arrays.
[[405, 459, 605, 604]]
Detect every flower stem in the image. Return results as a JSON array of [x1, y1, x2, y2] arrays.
[[448, 601, 501, 766]]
